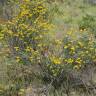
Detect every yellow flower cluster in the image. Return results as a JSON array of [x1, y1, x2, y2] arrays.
[[66, 58, 74, 64], [50, 56, 62, 64], [0, 0, 52, 65], [16, 56, 21, 63]]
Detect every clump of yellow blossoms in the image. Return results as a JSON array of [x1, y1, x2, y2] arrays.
[[1, 0, 52, 65], [51, 56, 62, 64]]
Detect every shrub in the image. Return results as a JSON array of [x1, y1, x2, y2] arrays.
[[2, 0, 52, 65], [41, 28, 96, 89]]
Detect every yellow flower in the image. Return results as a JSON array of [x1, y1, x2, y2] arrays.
[[33, 50, 39, 56], [80, 29, 83, 32], [29, 56, 33, 61], [76, 58, 82, 64], [14, 47, 19, 51], [39, 35, 43, 38], [0, 36, 3, 40], [0, 34, 4, 40], [67, 58, 74, 63], [73, 65, 80, 70], [55, 40, 62, 45], [25, 46, 31, 52], [84, 28, 87, 31], [85, 51, 89, 54], [20, 9, 30, 17], [37, 44, 42, 47], [16, 56, 20, 62], [64, 45, 68, 49], [19, 89, 25, 92], [51, 57, 62, 64], [18, 88, 25, 95], [70, 46, 75, 51]]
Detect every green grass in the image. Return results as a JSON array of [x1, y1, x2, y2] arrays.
[[51, 0, 96, 36]]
